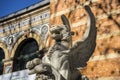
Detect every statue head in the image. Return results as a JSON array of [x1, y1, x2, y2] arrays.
[[50, 25, 64, 41], [50, 24, 73, 49]]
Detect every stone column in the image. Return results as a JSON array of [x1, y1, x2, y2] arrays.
[[3, 58, 13, 74]]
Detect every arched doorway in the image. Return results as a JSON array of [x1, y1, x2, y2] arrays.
[[12, 38, 39, 72], [0, 48, 5, 75]]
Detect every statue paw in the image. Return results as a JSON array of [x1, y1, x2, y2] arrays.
[[26, 58, 41, 69], [34, 64, 52, 73]]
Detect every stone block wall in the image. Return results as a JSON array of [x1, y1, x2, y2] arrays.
[[50, 0, 120, 80]]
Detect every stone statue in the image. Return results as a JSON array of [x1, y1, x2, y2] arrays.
[[26, 5, 96, 80]]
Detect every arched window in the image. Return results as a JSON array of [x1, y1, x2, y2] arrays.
[[12, 38, 39, 72], [0, 48, 5, 75]]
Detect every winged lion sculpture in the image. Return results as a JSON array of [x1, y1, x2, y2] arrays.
[[26, 5, 97, 80]]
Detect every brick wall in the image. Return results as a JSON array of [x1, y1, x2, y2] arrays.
[[50, 0, 120, 80]]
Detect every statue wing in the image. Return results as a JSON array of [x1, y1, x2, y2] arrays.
[[67, 6, 97, 69], [61, 14, 72, 47]]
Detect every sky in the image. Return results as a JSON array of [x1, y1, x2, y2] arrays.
[[0, 0, 43, 18]]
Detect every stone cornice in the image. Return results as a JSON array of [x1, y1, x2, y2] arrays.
[[0, 0, 50, 23]]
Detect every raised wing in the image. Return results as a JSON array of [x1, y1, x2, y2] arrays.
[[68, 6, 97, 69], [61, 15, 72, 48]]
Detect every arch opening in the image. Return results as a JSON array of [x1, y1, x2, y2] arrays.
[[0, 48, 5, 75], [12, 38, 39, 72]]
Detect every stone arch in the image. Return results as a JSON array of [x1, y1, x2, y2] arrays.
[[0, 42, 8, 59], [11, 32, 44, 58], [0, 42, 8, 75], [11, 32, 45, 72]]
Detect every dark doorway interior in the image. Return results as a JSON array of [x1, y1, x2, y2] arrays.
[[0, 48, 5, 75], [13, 38, 39, 72]]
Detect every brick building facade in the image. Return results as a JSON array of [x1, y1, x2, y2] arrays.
[[50, 0, 120, 80]]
